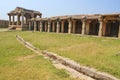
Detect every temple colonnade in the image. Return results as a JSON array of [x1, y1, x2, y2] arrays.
[[29, 15, 120, 38]]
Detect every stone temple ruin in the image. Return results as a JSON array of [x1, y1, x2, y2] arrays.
[[8, 7, 120, 38], [8, 7, 42, 30]]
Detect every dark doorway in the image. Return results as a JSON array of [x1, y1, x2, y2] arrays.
[[105, 21, 119, 37], [75, 20, 82, 34], [89, 20, 99, 35], [64, 21, 69, 33]]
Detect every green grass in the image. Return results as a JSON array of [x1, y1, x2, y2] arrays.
[[0, 31, 120, 79], [0, 31, 76, 80], [18, 31, 120, 79]]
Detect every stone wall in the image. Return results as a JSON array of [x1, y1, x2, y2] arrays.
[[0, 20, 8, 28]]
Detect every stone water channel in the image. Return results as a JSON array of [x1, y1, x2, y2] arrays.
[[16, 35, 119, 80]]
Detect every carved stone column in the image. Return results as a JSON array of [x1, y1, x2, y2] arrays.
[[45, 22, 47, 32], [39, 21, 43, 32], [34, 21, 36, 32], [68, 20, 72, 34], [98, 17, 103, 37], [9, 15, 11, 25], [21, 13, 24, 29], [86, 21, 91, 35], [47, 21, 51, 32], [29, 21, 31, 31], [118, 15, 120, 38], [17, 15, 20, 25], [12, 15, 14, 25], [81, 18, 86, 35], [61, 21, 65, 33], [57, 21, 60, 33], [72, 20, 76, 34], [52, 22, 55, 32]]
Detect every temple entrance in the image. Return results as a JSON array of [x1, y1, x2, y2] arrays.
[[64, 21, 69, 33], [89, 20, 99, 35], [75, 20, 82, 34], [105, 21, 119, 37]]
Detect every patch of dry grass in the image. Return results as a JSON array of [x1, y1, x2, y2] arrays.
[[19, 32, 120, 79], [0, 31, 76, 80]]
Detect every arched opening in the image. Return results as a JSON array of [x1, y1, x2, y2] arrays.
[[89, 20, 99, 35]]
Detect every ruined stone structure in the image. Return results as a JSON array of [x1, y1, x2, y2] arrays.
[[0, 20, 8, 28], [29, 14, 120, 38], [8, 7, 120, 38], [8, 7, 42, 30]]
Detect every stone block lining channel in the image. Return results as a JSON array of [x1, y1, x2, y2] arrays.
[[16, 35, 119, 80]]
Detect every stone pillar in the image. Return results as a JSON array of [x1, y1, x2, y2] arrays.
[[68, 20, 72, 34], [61, 21, 65, 33], [82, 19, 86, 35], [29, 22, 31, 31], [17, 15, 20, 25], [86, 21, 91, 35], [72, 20, 76, 34], [9, 15, 11, 25], [47, 21, 51, 32], [21, 14, 24, 29], [34, 21, 37, 32], [12, 15, 14, 25], [118, 16, 120, 38], [45, 22, 47, 32], [39, 21, 43, 32], [52, 22, 55, 32], [102, 22, 106, 36], [98, 18, 103, 37], [57, 21, 60, 33]]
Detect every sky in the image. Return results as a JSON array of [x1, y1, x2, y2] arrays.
[[0, 0, 120, 20]]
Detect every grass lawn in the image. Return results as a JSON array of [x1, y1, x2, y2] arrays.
[[18, 31, 120, 79], [0, 31, 76, 80]]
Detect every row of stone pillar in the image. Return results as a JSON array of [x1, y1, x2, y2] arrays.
[[8, 14, 24, 28], [29, 17, 120, 38]]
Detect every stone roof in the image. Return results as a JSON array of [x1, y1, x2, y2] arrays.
[[8, 7, 42, 15]]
